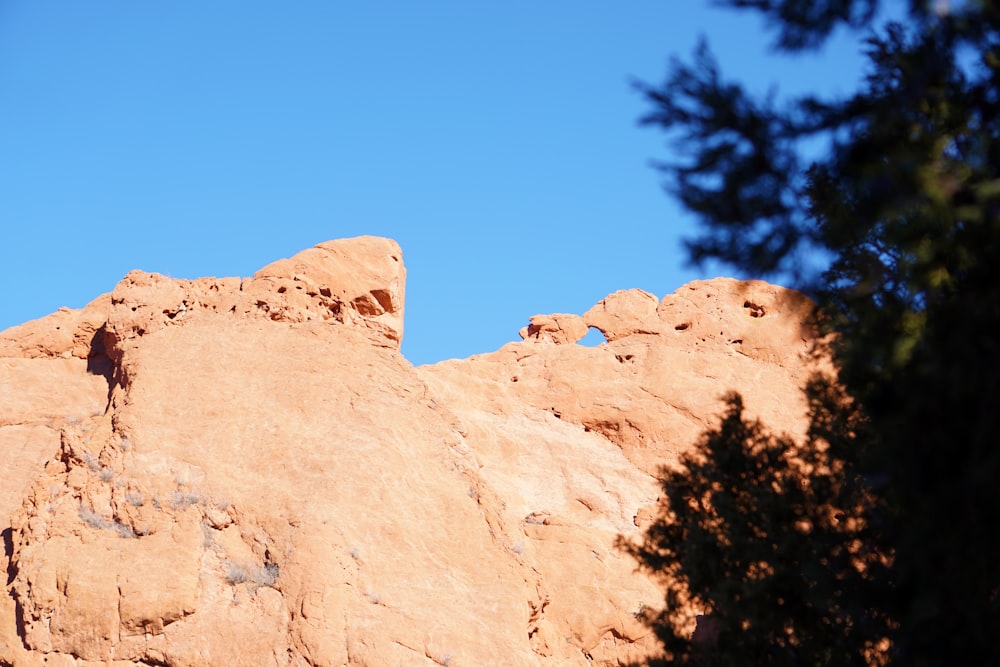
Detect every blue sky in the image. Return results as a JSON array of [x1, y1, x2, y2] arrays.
[[0, 2, 870, 365]]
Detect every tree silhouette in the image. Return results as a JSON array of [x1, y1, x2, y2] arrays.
[[630, 0, 1000, 663], [624, 378, 891, 665]]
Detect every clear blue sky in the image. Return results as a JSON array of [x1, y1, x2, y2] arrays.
[[0, 2, 869, 365]]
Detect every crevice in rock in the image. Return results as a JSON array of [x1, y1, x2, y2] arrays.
[[87, 325, 115, 404], [2, 527, 15, 587], [4, 527, 27, 647]]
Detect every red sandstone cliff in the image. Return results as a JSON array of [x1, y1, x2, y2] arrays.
[[0, 236, 822, 666]]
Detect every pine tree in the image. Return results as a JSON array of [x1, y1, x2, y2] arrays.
[[628, 1, 1000, 663]]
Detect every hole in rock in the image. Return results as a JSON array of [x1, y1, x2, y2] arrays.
[[370, 289, 395, 313], [743, 301, 766, 318], [674, 322, 691, 331], [578, 327, 607, 347]]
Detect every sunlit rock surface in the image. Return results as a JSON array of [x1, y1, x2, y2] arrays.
[[1, 236, 822, 666]]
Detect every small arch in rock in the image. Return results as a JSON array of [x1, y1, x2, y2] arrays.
[[578, 327, 607, 347]]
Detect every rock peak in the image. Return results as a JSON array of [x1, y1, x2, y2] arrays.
[[0, 236, 407, 364], [105, 236, 407, 358]]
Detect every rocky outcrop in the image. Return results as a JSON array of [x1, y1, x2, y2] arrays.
[[518, 313, 589, 345], [100, 236, 406, 357], [0, 237, 823, 666]]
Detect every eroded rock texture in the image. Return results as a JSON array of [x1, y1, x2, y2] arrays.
[[1, 236, 822, 666]]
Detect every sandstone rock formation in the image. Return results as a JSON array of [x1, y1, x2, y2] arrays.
[[1, 236, 822, 666]]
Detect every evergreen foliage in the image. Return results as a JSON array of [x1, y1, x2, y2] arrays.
[[627, 1, 1000, 663]]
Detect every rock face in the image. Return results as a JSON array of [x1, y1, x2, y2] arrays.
[[0, 236, 823, 666]]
